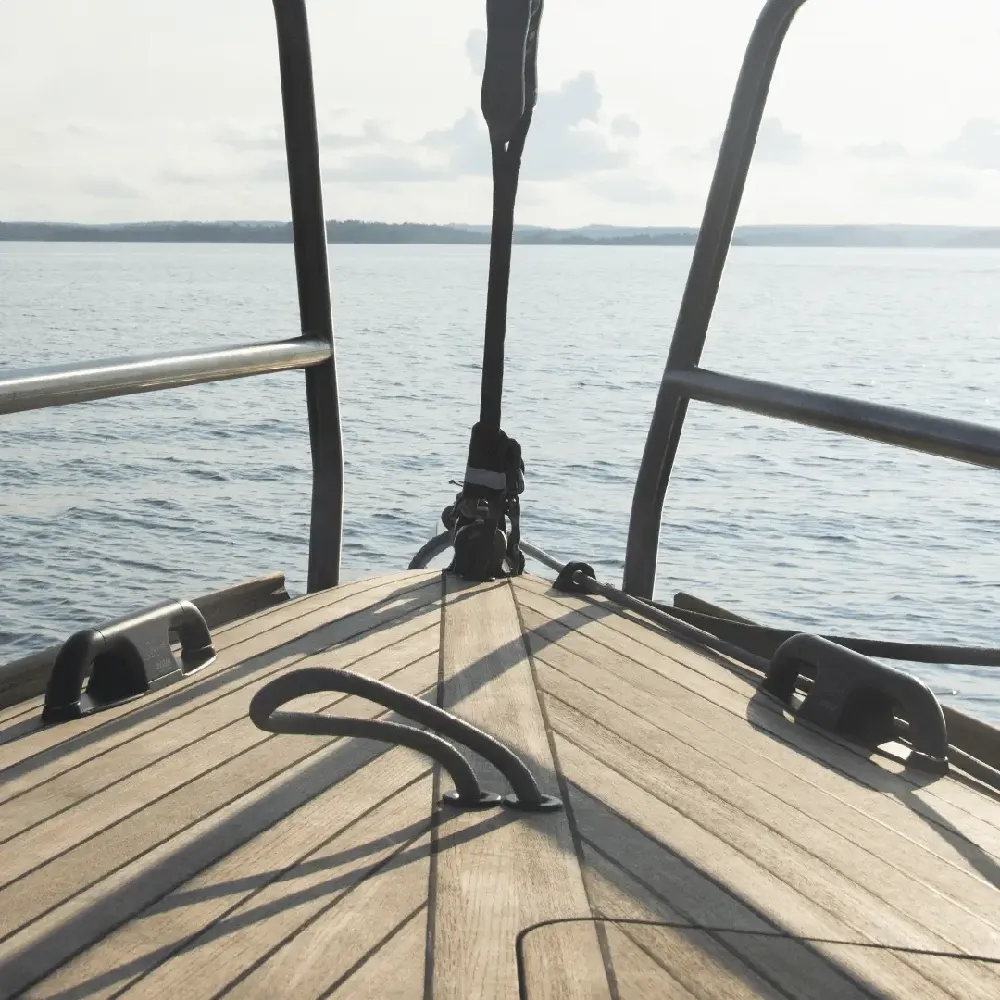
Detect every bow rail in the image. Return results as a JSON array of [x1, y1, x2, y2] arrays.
[[622, 0, 1000, 597], [0, 1, 344, 594]]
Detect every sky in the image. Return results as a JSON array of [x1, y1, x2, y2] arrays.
[[2, 0, 1000, 227]]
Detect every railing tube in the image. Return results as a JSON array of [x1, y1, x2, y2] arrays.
[[663, 369, 1000, 469], [0, 338, 331, 416], [623, 0, 809, 598], [273, 0, 344, 592]]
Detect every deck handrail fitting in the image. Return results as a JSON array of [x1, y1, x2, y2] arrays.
[[623, 0, 1000, 598], [1, 1, 346, 598]]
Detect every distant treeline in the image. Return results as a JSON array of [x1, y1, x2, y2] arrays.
[[0, 220, 697, 245], [3, 220, 1000, 247]]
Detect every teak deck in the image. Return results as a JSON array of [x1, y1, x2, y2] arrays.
[[1, 570, 999, 998]]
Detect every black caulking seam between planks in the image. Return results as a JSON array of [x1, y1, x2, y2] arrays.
[[320, 901, 428, 1000], [0, 668, 439, 946], [423, 569, 447, 1000], [0, 574, 442, 782], [541, 677, 1000, 951], [558, 733, 968, 998], [510, 579, 620, 1000], [1, 625, 439, 838]]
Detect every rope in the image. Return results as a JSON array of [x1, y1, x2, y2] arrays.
[[517, 540, 1000, 792]]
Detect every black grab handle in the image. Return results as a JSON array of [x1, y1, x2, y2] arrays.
[[250, 671, 498, 809], [42, 600, 215, 724], [249, 668, 561, 811], [761, 633, 948, 773], [481, 0, 543, 144]]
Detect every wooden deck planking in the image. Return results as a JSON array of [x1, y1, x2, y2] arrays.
[[579, 840, 863, 1000], [0, 596, 441, 873], [516, 575, 1000, 840], [1, 571, 999, 997], [433, 575, 611, 1000], [555, 735, 963, 999], [602, 922, 991, 1000], [121, 775, 435, 1000], [522, 602, 1000, 918], [0, 569, 400, 744], [536, 651, 1000, 953], [220, 839, 430, 999], [599, 924, 700, 999], [611, 922, 783, 1000], [516, 922, 622, 1000], [207, 568, 434, 644], [576, 726, 1000, 995], [515, 579, 1000, 866], [24, 751, 432, 1000], [0, 581, 442, 1000], [0, 715, 432, 997], [0, 697, 44, 727], [0, 570, 439, 765], [0, 650, 438, 949], [517, 571, 995, 997], [531, 639, 1000, 994], [0, 574, 440, 807], [0, 591, 441, 842], [324, 903, 427, 1000]]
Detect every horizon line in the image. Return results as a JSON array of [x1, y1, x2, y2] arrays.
[[4, 220, 1000, 229]]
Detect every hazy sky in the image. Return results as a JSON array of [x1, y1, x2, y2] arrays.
[[3, 0, 1000, 227]]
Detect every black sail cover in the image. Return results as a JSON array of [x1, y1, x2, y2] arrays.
[[481, 0, 542, 144], [445, 1, 542, 581]]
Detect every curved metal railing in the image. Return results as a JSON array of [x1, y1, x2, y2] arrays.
[[622, 0, 1000, 597], [8, 0, 1000, 633], [0, 0, 344, 595]]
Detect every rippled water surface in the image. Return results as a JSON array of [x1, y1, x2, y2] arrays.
[[2, 243, 999, 721]]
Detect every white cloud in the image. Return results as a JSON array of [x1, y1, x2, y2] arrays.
[[848, 140, 909, 160], [611, 115, 642, 139], [465, 29, 487, 78], [78, 177, 143, 200], [587, 173, 674, 205], [232, 70, 639, 189], [324, 155, 447, 184], [754, 117, 806, 165], [678, 117, 804, 165], [869, 167, 981, 201], [5, 0, 1000, 225], [943, 119, 1000, 171]]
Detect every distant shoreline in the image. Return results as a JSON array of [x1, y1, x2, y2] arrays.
[[3, 220, 1000, 248]]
